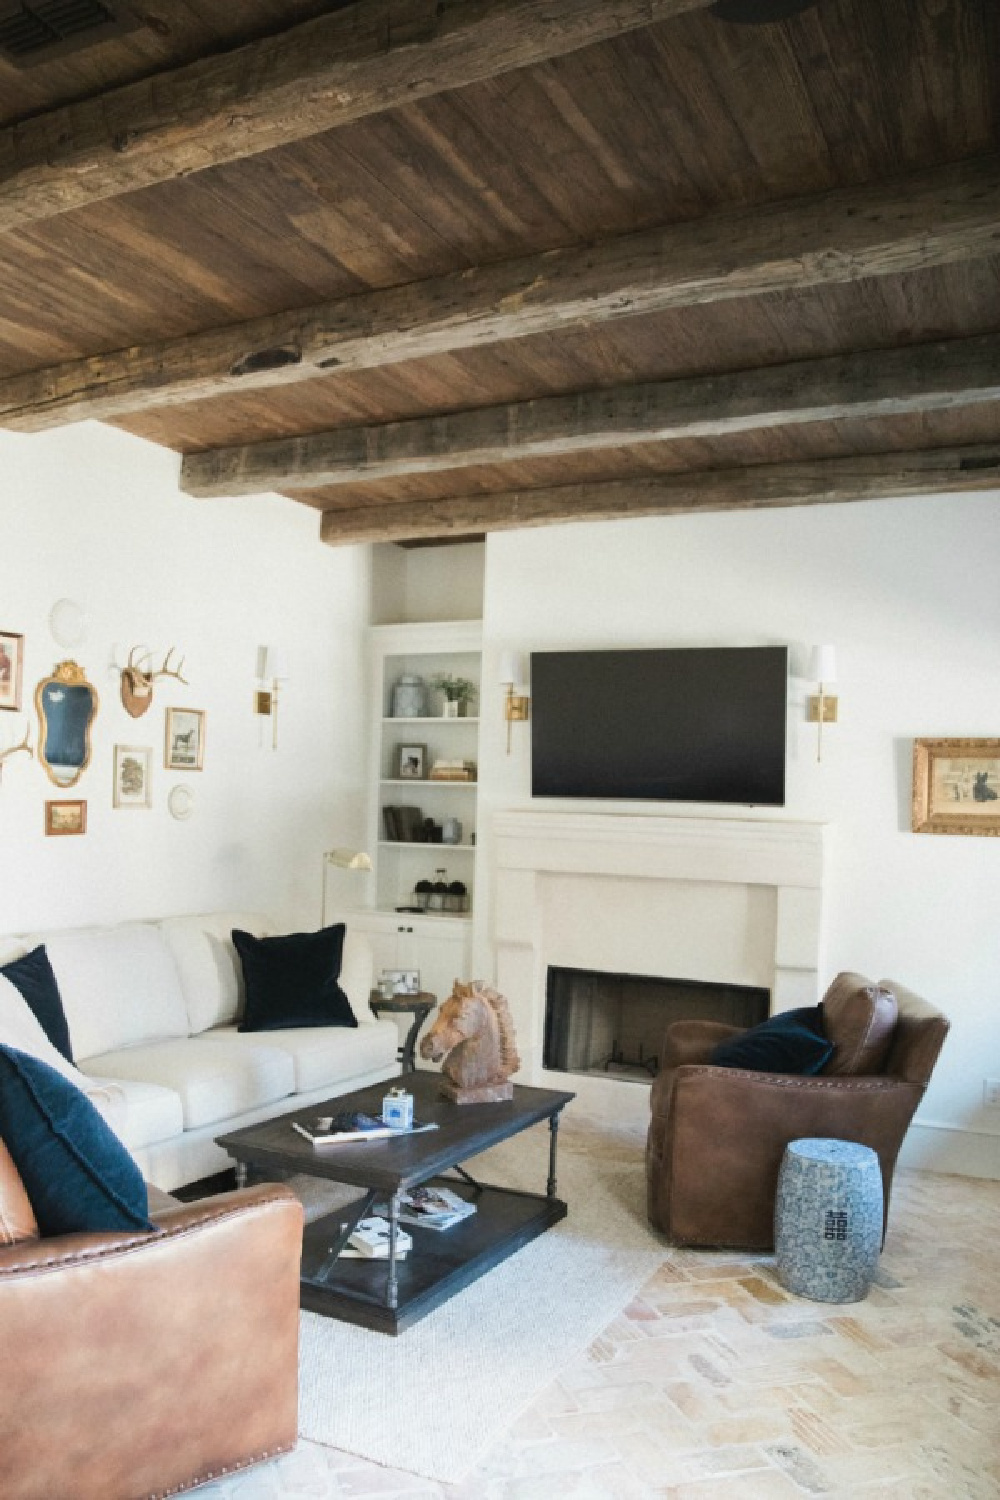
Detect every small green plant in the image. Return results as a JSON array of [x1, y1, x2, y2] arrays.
[[430, 673, 477, 706]]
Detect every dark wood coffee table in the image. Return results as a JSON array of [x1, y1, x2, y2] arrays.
[[216, 1072, 574, 1334]]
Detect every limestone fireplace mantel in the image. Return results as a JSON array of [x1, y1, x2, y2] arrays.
[[493, 810, 829, 1121]]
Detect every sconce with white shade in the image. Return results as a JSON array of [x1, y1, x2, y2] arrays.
[[498, 650, 530, 755], [322, 847, 373, 924], [807, 644, 838, 762], [255, 645, 289, 750]]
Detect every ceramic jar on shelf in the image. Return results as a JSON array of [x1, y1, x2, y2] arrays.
[[391, 675, 426, 718]]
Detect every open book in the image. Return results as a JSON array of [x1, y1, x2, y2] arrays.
[[291, 1110, 438, 1146]]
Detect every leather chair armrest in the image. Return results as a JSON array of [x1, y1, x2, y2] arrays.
[[661, 1020, 743, 1070], [0, 1184, 304, 1500]]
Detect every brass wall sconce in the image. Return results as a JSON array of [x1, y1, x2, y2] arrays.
[[499, 651, 530, 756], [807, 644, 838, 762], [255, 646, 288, 750]]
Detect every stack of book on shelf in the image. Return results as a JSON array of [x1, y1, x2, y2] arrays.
[[382, 805, 424, 841], [396, 1184, 477, 1231], [428, 758, 477, 782], [340, 1217, 413, 1259]]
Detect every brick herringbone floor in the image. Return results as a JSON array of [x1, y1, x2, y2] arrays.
[[200, 1134, 1000, 1499]]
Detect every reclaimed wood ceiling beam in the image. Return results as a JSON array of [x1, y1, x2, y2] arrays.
[[180, 335, 1000, 497], [318, 445, 1000, 545], [0, 0, 713, 236], [3, 154, 997, 433]]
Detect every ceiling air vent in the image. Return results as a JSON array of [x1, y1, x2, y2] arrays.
[[0, 1, 142, 67]]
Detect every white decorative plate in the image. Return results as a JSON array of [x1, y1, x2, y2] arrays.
[[167, 784, 195, 821]]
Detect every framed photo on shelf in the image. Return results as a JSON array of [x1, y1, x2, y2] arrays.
[[396, 743, 426, 780], [912, 737, 1000, 836], [45, 799, 87, 836], [380, 968, 421, 996], [113, 745, 152, 808], [0, 630, 24, 711], [165, 707, 205, 771]]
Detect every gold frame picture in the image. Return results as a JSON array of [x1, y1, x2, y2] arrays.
[[45, 799, 87, 836], [396, 742, 427, 779], [165, 707, 205, 771], [912, 737, 1000, 836]]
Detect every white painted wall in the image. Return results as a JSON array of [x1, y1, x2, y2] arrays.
[[476, 494, 1000, 1178], [0, 422, 369, 934]]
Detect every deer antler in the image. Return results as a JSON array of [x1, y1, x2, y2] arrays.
[[148, 648, 188, 685], [0, 723, 33, 778], [126, 644, 153, 675]]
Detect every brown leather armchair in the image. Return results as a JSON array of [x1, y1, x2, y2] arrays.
[[646, 978, 949, 1249], [0, 1168, 304, 1500]]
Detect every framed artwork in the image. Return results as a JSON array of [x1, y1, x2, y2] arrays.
[[380, 968, 421, 996], [912, 738, 1000, 836], [165, 707, 205, 771], [0, 630, 24, 711], [396, 742, 426, 779], [45, 799, 87, 836], [113, 745, 152, 808]]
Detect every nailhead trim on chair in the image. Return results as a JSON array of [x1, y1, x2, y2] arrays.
[[144, 1441, 297, 1498]]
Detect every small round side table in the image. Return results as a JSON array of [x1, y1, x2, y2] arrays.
[[369, 990, 436, 1072], [775, 1137, 883, 1304]]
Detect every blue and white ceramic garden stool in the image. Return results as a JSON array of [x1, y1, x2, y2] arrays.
[[774, 1138, 883, 1303]]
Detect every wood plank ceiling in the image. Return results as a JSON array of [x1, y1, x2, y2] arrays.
[[0, 0, 996, 545]]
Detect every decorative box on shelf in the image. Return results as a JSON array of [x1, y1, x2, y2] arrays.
[[428, 758, 477, 781]]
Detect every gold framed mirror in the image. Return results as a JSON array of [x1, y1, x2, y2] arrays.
[[35, 661, 99, 788]]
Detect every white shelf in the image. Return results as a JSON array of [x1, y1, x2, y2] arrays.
[[378, 840, 474, 852], [381, 778, 477, 789], [383, 716, 479, 725]]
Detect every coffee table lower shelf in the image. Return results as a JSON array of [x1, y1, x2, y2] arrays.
[[300, 1178, 567, 1334]]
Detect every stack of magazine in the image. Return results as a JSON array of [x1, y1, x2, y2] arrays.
[[397, 1184, 476, 1232], [292, 1111, 438, 1146], [340, 1217, 413, 1259]]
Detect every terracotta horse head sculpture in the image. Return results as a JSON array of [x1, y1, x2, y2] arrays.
[[419, 980, 521, 1103]]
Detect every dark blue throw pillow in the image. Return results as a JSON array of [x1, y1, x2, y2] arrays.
[[234, 923, 358, 1032], [710, 1006, 833, 1075], [0, 1046, 154, 1236], [1, 946, 73, 1062]]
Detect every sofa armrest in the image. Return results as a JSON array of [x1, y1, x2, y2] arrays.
[[664, 1067, 923, 1248], [0, 1184, 304, 1500]]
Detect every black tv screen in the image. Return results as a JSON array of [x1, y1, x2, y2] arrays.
[[530, 646, 787, 805]]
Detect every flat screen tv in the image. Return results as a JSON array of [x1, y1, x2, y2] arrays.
[[530, 646, 787, 806]]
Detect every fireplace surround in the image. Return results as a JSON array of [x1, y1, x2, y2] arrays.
[[493, 811, 827, 1124]]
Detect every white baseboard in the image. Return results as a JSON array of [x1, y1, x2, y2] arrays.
[[898, 1120, 1000, 1181]]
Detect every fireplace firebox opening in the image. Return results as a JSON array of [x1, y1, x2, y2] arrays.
[[544, 966, 769, 1083]]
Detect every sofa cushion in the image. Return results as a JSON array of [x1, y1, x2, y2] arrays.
[[820, 972, 898, 1076], [340, 928, 376, 1023], [235, 924, 357, 1033], [0, 973, 97, 1093], [710, 1006, 833, 1075], [26, 924, 189, 1062], [85, 1076, 185, 1152], [0, 1046, 154, 1235], [1, 947, 73, 1061], [84, 1037, 295, 1131], [205, 1019, 398, 1093], [0, 1139, 37, 1244], [159, 911, 272, 1034]]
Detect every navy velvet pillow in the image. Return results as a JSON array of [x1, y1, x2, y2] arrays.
[[0, 1046, 154, 1236], [1, 946, 73, 1062], [710, 1006, 834, 1075], [234, 924, 358, 1032]]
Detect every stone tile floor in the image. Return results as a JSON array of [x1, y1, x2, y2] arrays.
[[200, 1157, 1000, 1500]]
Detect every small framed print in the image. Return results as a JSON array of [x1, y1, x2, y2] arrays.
[[165, 707, 205, 771], [380, 968, 421, 996], [0, 631, 24, 712], [912, 737, 1000, 836], [396, 743, 426, 780], [45, 799, 87, 836], [113, 745, 152, 808]]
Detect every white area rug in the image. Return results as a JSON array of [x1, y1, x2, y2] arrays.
[[295, 1120, 663, 1484]]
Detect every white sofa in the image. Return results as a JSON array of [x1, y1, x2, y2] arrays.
[[0, 912, 399, 1191]]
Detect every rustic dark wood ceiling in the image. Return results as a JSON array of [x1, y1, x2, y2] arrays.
[[0, 0, 996, 544]]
